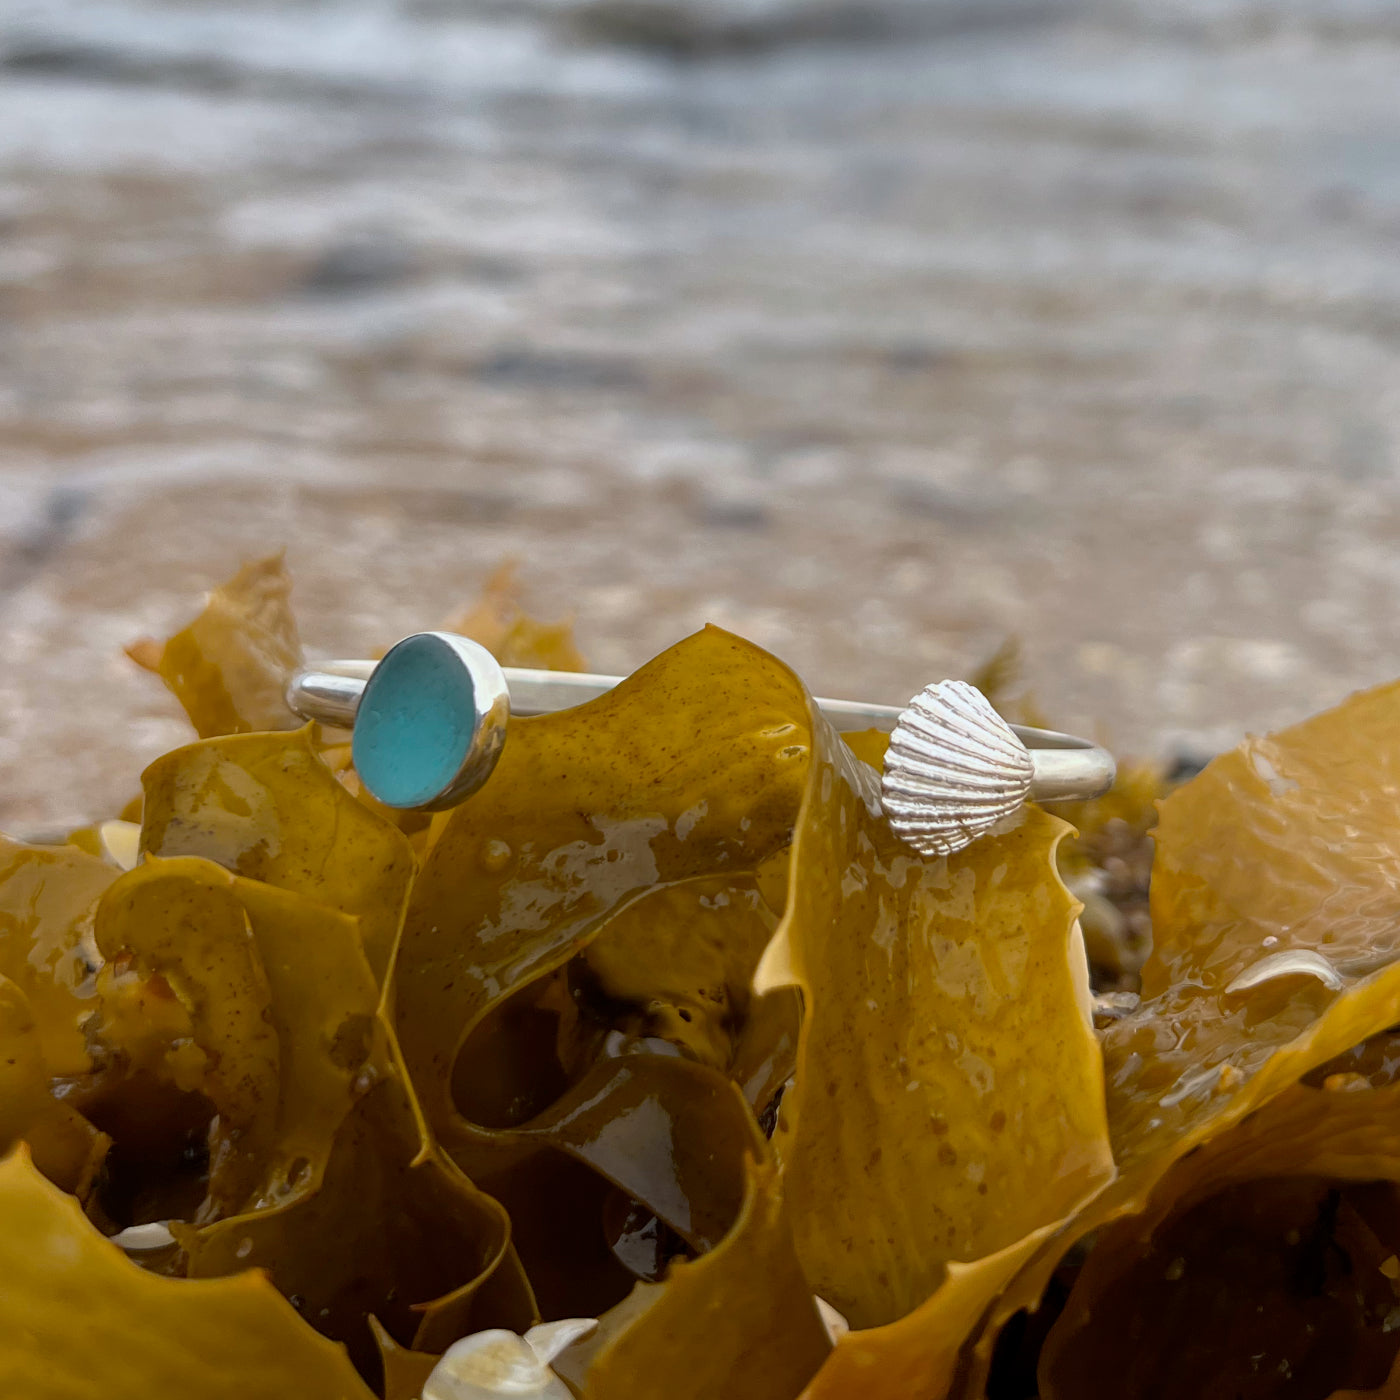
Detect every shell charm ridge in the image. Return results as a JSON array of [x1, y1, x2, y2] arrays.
[[880, 680, 1034, 856]]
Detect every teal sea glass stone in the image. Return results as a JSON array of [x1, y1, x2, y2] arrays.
[[352, 634, 479, 808]]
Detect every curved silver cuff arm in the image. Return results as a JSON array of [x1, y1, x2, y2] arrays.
[[288, 661, 1114, 812]]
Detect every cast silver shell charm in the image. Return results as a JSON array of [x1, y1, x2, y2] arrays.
[[881, 680, 1035, 856]]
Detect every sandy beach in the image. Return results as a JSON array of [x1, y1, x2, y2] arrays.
[[3, 0, 1400, 827]]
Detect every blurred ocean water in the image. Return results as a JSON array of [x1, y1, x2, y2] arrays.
[[2, 0, 1400, 825]]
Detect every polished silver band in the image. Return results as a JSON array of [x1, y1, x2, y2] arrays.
[[288, 643, 1113, 855]]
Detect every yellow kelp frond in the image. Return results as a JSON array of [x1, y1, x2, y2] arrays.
[[758, 724, 1112, 1329], [127, 553, 303, 738], [443, 560, 586, 672], [141, 727, 415, 984], [0, 1146, 375, 1400]]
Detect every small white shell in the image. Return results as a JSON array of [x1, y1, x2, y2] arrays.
[[880, 680, 1033, 856], [97, 820, 142, 872], [815, 1296, 850, 1343], [1225, 950, 1345, 995], [421, 1319, 596, 1400], [109, 1221, 176, 1252]]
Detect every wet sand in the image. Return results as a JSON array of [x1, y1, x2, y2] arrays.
[[3, 0, 1400, 828]]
